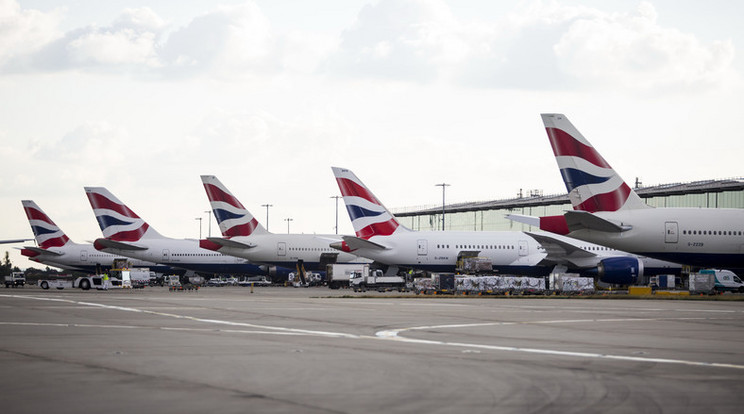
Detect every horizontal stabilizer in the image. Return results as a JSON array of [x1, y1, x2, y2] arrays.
[[206, 237, 256, 249], [505, 214, 540, 227], [342, 235, 388, 251], [94, 238, 148, 251], [21, 246, 63, 256], [564, 211, 630, 233], [526, 232, 596, 260], [0, 238, 33, 244]]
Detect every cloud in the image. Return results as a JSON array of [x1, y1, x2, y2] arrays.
[[325, 0, 738, 92], [327, 0, 475, 82], [553, 2, 737, 92], [159, 2, 278, 77], [0, 0, 63, 66]]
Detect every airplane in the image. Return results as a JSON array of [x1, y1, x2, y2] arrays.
[[198, 175, 371, 275], [330, 167, 681, 284], [18, 200, 174, 274], [527, 113, 744, 269], [84, 187, 270, 276]]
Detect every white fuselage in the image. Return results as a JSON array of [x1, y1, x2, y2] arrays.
[[24, 242, 169, 273], [569, 208, 744, 268], [215, 234, 371, 270], [350, 230, 681, 276], [98, 237, 264, 275], [358, 230, 549, 275]]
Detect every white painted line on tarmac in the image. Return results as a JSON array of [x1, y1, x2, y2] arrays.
[[0, 294, 360, 339], [3, 294, 743, 370], [375, 318, 744, 370]]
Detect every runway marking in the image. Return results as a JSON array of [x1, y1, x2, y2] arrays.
[[3, 294, 743, 370], [0, 294, 359, 339], [375, 319, 744, 370]]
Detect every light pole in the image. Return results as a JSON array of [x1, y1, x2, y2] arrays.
[[330, 195, 341, 234], [261, 204, 273, 231], [435, 183, 450, 231], [204, 210, 212, 237], [195, 217, 202, 239], [284, 217, 293, 234]]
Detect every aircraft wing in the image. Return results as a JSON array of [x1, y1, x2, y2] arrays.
[[526, 232, 596, 261], [564, 211, 630, 233], [206, 237, 256, 249], [505, 214, 540, 227], [94, 238, 148, 251], [21, 246, 63, 256], [342, 236, 389, 251], [0, 238, 33, 244]]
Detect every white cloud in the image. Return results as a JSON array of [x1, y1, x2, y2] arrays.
[[553, 1, 737, 92], [0, 0, 63, 66]]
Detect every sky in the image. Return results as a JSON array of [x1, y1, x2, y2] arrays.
[[1, 0, 743, 270]]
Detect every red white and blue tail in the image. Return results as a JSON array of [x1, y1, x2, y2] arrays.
[[541, 114, 649, 212], [21, 200, 71, 248], [331, 167, 409, 239], [201, 175, 267, 237], [84, 187, 162, 241]]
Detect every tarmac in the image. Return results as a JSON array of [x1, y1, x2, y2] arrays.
[[1, 286, 743, 413]]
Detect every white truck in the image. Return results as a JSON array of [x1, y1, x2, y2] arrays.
[[697, 269, 744, 293], [38, 278, 73, 290], [326, 263, 370, 289], [350, 265, 406, 292], [4, 272, 26, 288]]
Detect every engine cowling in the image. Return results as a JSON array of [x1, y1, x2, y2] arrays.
[[595, 257, 644, 285]]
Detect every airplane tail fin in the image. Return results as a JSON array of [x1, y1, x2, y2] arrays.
[[541, 113, 649, 212], [21, 200, 72, 248], [331, 167, 409, 239], [200, 175, 268, 237], [84, 187, 163, 241]]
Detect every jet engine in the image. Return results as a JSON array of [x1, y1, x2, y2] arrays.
[[594, 257, 644, 285]]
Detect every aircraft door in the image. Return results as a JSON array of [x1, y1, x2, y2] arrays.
[[80, 250, 88, 262], [665, 222, 679, 243], [417, 239, 428, 256], [277, 242, 287, 257], [518, 240, 528, 256], [162, 249, 171, 262]]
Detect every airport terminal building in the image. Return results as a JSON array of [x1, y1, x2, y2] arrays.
[[393, 178, 744, 232]]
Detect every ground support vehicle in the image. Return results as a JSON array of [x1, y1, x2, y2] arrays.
[[549, 273, 595, 295], [73, 275, 122, 290], [326, 264, 369, 289], [413, 273, 456, 295], [238, 276, 271, 286], [38, 279, 73, 290], [165, 275, 182, 288], [4, 272, 26, 288], [688, 272, 716, 294], [697, 269, 744, 293], [456, 256, 493, 274], [108, 268, 153, 288], [455, 275, 546, 295], [350, 266, 406, 292]]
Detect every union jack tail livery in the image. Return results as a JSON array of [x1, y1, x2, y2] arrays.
[[21, 200, 71, 249], [200, 175, 267, 237], [84, 187, 162, 241], [542, 114, 649, 212], [331, 167, 409, 239]]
